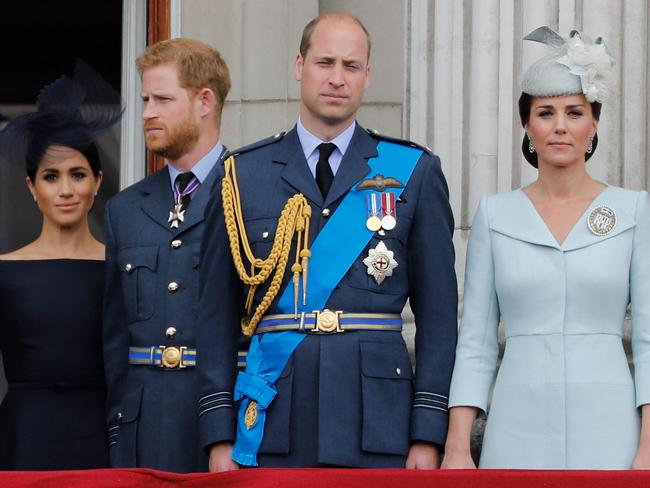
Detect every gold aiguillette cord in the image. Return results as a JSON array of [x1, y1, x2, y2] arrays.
[[221, 155, 312, 336]]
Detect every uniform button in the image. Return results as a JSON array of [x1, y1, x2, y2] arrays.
[[395, 367, 401, 376], [262, 231, 269, 239], [378, 229, 386, 236], [322, 208, 330, 217], [168, 282, 179, 292], [166, 327, 177, 338], [125, 263, 133, 273], [117, 412, 124, 420], [171, 239, 182, 249]]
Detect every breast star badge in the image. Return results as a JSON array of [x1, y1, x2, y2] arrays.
[[363, 241, 398, 285]]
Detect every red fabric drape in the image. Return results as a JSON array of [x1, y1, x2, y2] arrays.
[[2, 468, 650, 488]]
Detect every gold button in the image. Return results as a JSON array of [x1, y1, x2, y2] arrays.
[[396, 367, 401, 376], [168, 282, 179, 292], [166, 327, 177, 338], [125, 263, 133, 272], [322, 208, 330, 217], [171, 239, 182, 249]]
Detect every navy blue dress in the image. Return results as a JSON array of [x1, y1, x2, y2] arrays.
[[0, 259, 108, 470]]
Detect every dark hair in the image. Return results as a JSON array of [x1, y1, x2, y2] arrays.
[[0, 61, 120, 181], [300, 12, 371, 61], [26, 139, 102, 181], [518, 92, 602, 168]]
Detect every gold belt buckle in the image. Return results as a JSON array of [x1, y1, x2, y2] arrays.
[[159, 346, 187, 368], [312, 309, 343, 333]]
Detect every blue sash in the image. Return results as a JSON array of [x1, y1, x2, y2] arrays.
[[231, 141, 423, 466]]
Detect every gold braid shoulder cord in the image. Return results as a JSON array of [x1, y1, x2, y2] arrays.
[[222, 155, 312, 336]]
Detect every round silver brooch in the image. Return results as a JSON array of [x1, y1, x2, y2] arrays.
[[587, 205, 617, 236]]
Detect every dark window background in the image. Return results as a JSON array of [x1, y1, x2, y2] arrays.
[[1, 2, 122, 103], [0, 0, 123, 253], [0, 1, 123, 401]]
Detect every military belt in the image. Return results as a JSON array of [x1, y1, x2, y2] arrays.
[[128, 347, 248, 369], [128, 346, 196, 369], [255, 311, 402, 335]]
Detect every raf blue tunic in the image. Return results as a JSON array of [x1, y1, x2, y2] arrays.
[[197, 125, 458, 467], [103, 147, 229, 473]]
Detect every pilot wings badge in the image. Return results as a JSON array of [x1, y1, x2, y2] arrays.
[[356, 174, 404, 192]]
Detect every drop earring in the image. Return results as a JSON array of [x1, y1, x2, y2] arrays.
[[528, 137, 535, 153], [586, 137, 593, 154]]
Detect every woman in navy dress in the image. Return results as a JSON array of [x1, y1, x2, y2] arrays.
[[0, 63, 121, 470]]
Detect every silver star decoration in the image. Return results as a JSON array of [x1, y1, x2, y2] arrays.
[[168, 203, 185, 229], [363, 241, 398, 285]]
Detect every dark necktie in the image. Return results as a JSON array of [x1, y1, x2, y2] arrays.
[[315, 143, 336, 198], [175, 171, 196, 211]]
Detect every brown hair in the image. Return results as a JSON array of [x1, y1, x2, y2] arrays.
[[518, 92, 601, 168], [299, 12, 371, 61], [136, 38, 231, 118]]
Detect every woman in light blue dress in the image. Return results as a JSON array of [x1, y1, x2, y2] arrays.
[[442, 27, 650, 469]]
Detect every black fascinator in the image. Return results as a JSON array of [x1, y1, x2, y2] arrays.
[[0, 60, 123, 179]]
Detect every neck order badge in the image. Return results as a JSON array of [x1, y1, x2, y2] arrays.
[[169, 172, 199, 228]]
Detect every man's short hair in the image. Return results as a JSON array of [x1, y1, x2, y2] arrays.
[[136, 38, 231, 118], [299, 12, 371, 61]]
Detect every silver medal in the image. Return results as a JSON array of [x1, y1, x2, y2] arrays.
[[363, 241, 398, 285], [168, 203, 186, 229], [381, 215, 396, 231], [587, 205, 616, 236]]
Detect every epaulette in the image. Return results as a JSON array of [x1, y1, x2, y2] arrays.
[[365, 128, 433, 155], [229, 131, 286, 158]]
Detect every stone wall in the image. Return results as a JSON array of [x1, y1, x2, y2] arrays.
[[180, 0, 407, 148]]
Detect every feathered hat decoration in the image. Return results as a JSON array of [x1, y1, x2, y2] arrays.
[[521, 26, 615, 103], [0, 60, 123, 169]]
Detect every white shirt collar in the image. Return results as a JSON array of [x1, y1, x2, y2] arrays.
[[296, 118, 356, 161]]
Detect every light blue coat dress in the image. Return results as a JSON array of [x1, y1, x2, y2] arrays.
[[448, 186, 650, 469]]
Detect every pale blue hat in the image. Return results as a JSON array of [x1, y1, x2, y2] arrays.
[[521, 26, 615, 103]]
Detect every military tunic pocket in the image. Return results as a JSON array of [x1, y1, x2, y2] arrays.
[[243, 217, 280, 259], [347, 236, 406, 295], [117, 245, 158, 323], [109, 383, 143, 467], [359, 341, 412, 455]]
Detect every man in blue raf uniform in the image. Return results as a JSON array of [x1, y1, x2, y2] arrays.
[[103, 39, 232, 472], [198, 12, 457, 470]]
